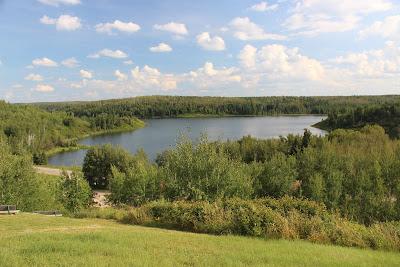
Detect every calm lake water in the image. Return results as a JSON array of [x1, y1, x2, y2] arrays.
[[48, 116, 326, 166]]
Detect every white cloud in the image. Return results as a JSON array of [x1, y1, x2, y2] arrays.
[[114, 70, 128, 81], [131, 65, 178, 90], [250, 1, 278, 12], [25, 73, 44, 82], [333, 41, 400, 77], [184, 62, 241, 90], [283, 0, 393, 36], [229, 17, 286, 41], [154, 22, 188, 35], [88, 49, 128, 59], [80, 69, 93, 79], [196, 32, 225, 51], [359, 15, 400, 40], [38, 0, 80, 6], [95, 20, 141, 35], [61, 57, 79, 68], [40, 15, 82, 31], [35, 84, 54, 92], [238, 44, 325, 82], [238, 44, 257, 68], [32, 57, 58, 67], [149, 43, 173, 53]]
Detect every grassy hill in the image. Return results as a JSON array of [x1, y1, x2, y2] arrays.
[[0, 214, 399, 267]]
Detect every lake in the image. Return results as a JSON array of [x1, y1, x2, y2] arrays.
[[48, 115, 326, 166]]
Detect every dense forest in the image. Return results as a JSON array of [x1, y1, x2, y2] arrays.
[[0, 101, 144, 163], [317, 104, 400, 138], [36, 95, 400, 118]]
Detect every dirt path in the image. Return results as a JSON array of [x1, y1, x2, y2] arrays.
[[34, 166, 72, 176], [34, 166, 110, 208]]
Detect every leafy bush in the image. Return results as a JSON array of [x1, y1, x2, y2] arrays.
[[76, 197, 400, 251], [0, 141, 63, 211], [83, 144, 135, 189], [158, 136, 253, 201], [58, 171, 92, 213]]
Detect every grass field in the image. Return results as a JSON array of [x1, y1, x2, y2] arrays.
[[0, 214, 399, 267]]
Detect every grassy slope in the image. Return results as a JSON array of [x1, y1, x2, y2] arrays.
[[0, 214, 399, 267]]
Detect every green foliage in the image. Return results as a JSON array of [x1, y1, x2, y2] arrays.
[[254, 153, 297, 198], [109, 158, 159, 206], [158, 136, 253, 201], [0, 141, 62, 211], [82, 144, 135, 189], [32, 151, 47, 165], [77, 197, 400, 251], [58, 171, 92, 213], [319, 104, 400, 138]]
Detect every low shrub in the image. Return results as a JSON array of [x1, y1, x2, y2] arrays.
[[75, 197, 400, 251]]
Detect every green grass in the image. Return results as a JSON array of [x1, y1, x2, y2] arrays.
[[0, 214, 399, 267]]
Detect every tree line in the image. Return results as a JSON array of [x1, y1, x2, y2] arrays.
[[37, 95, 400, 119], [317, 104, 400, 138]]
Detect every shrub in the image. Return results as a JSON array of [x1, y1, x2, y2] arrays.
[[59, 171, 92, 213], [75, 197, 400, 252]]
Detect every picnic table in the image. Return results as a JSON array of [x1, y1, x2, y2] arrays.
[[0, 205, 19, 215]]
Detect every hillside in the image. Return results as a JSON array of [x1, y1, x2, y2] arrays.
[[1, 214, 399, 267], [0, 101, 144, 163]]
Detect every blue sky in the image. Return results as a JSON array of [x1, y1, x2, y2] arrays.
[[0, 0, 399, 102]]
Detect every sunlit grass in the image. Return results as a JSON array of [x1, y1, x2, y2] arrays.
[[0, 214, 399, 267]]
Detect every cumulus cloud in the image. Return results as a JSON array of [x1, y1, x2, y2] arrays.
[[238, 44, 257, 68], [359, 15, 400, 40], [80, 69, 93, 79], [237, 44, 325, 82], [25, 73, 44, 82], [229, 17, 286, 41], [283, 0, 393, 36], [95, 20, 141, 35], [114, 70, 128, 81], [153, 22, 188, 35], [196, 32, 225, 51], [40, 15, 81, 31], [35, 84, 54, 92], [131, 65, 178, 90], [88, 49, 128, 59], [184, 62, 241, 90], [61, 57, 79, 68], [250, 1, 278, 12], [332, 41, 400, 77], [149, 43, 172, 53], [37, 0, 80, 6], [32, 57, 58, 67]]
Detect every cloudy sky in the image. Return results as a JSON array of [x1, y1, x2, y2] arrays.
[[1, 0, 400, 102]]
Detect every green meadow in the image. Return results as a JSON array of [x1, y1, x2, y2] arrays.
[[0, 214, 399, 267]]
